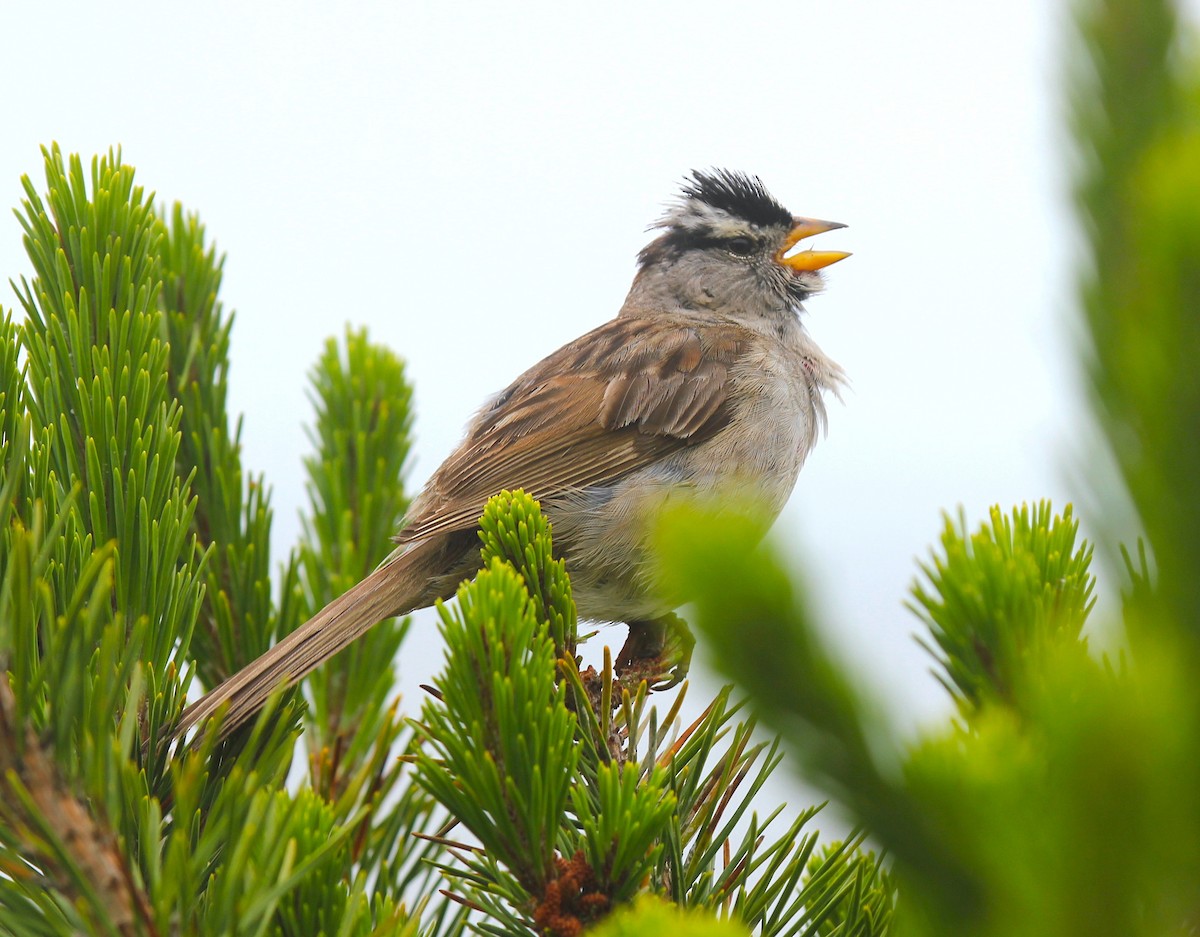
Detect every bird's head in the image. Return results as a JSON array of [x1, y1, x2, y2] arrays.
[[628, 169, 849, 321]]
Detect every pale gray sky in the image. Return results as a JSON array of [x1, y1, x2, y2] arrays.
[[3, 1, 1140, 811]]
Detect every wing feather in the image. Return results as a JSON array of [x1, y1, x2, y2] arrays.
[[398, 317, 746, 544]]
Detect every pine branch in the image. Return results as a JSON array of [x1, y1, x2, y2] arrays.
[[1070, 0, 1200, 642], [908, 502, 1097, 717], [1, 146, 391, 937], [12, 145, 205, 733], [158, 202, 288, 684], [415, 491, 891, 936], [0, 484, 157, 935], [655, 503, 968, 927], [0, 582, 154, 937], [295, 325, 413, 785]]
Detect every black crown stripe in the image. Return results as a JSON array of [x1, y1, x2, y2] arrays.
[[680, 169, 792, 230]]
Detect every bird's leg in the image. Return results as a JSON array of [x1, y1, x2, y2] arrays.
[[614, 612, 695, 690]]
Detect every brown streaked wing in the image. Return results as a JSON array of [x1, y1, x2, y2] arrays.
[[397, 317, 747, 543]]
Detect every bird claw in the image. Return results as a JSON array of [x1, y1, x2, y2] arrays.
[[615, 613, 694, 691]]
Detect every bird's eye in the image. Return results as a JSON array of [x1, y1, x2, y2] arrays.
[[726, 236, 755, 256]]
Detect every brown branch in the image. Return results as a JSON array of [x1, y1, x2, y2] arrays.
[[0, 681, 158, 937]]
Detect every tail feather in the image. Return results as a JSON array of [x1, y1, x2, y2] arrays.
[[174, 550, 427, 747]]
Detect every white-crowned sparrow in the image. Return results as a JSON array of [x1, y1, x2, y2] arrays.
[[178, 169, 849, 743]]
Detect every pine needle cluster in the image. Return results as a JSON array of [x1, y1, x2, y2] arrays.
[[2, 0, 1197, 931], [653, 0, 1200, 932], [0, 149, 885, 936]]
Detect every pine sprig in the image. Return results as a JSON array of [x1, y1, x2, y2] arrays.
[[416, 558, 576, 899], [909, 502, 1097, 715], [0, 504, 155, 937], [158, 202, 285, 684], [570, 761, 676, 905], [12, 144, 205, 729], [296, 325, 414, 778], [655, 503, 963, 924], [1069, 0, 1200, 644], [477, 488, 577, 659], [802, 845, 896, 937], [419, 494, 888, 936], [301, 325, 413, 586], [0, 146, 434, 937]]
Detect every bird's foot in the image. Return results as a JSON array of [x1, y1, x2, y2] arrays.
[[615, 613, 694, 690]]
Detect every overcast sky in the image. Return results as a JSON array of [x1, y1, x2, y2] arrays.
[[7, 1, 1184, 818]]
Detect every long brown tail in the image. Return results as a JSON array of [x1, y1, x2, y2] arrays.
[[174, 549, 430, 748]]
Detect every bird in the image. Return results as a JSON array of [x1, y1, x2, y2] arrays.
[[175, 169, 849, 746]]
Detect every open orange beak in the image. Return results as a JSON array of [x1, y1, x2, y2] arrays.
[[775, 217, 850, 272]]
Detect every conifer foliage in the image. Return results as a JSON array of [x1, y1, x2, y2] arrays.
[[2, 0, 1197, 931], [0, 150, 883, 936], [654, 0, 1200, 932]]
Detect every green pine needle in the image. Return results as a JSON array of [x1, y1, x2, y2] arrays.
[[908, 502, 1097, 715], [478, 488, 577, 658]]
